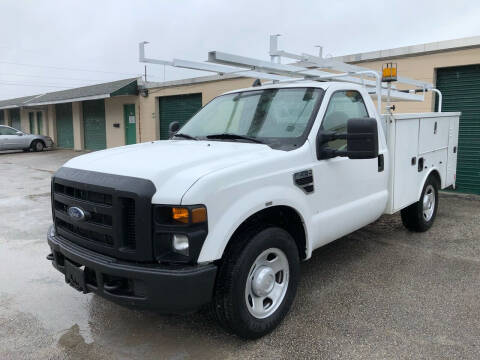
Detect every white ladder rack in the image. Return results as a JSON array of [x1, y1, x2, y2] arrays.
[[139, 36, 440, 115]]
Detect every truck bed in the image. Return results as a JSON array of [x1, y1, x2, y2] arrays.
[[384, 112, 460, 214]]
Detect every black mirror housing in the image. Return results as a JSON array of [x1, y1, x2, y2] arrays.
[[317, 118, 378, 160], [168, 121, 180, 138], [346, 118, 378, 159]]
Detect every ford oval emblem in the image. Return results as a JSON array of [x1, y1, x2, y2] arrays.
[[67, 206, 86, 221]]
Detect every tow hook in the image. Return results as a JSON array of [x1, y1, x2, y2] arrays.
[[46, 253, 54, 261]]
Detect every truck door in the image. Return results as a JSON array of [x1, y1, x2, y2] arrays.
[[309, 89, 388, 249]]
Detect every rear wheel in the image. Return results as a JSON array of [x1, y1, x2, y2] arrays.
[[213, 226, 299, 339], [401, 175, 439, 232], [31, 140, 45, 152]]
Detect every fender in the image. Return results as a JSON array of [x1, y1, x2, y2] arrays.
[[417, 167, 442, 201], [196, 185, 312, 263]]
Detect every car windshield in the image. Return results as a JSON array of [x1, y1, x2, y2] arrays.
[[177, 87, 323, 148]]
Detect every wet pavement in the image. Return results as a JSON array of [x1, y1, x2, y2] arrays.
[[1, 149, 479, 359]]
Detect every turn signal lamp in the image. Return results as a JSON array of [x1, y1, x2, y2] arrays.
[[382, 62, 397, 82], [172, 207, 189, 224], [191, 207, 207, 223], [172, 206, 207, 224]]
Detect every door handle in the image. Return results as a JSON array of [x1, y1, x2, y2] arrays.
[[378, 154, 384, 172], [418, 157, 424, 172]]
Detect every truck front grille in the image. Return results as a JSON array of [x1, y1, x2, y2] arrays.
[[51, 168, 155, 262], [56, 218, 114, 246], [121, 197, 136, 250], [54, 183, 112, 206]]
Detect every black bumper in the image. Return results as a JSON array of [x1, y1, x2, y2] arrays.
[[47, 226, 217, 313]]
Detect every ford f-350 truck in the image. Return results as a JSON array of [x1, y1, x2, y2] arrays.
[[47, 48, 460, 339]]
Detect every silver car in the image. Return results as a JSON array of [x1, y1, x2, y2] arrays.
[[0, 125, 54, 152]]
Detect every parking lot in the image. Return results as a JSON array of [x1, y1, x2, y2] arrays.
[[0, 149, 479, 359]]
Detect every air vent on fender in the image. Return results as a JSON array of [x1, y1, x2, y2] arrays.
[[293, 169, 314, 194]]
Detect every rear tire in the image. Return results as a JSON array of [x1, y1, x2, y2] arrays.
[[213, 226, 299, 339], [31, 140, 45, 152], [401, 175, 439, 232]]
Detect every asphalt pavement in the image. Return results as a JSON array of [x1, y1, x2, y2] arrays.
[[1, 149, 479, 359]]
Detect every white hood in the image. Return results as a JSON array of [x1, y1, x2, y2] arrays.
[[63, 140, 274, 204]]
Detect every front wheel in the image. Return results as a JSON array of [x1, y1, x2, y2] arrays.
[[31, 140, 45, 152], [213, 226, 300, 339], [401, 175, 439, 232]]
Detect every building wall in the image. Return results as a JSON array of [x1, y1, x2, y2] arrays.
[[353, 47, 480, 113], [104, 95, 139, 148], [72, 102, 84, 150], [138, 77, 254, 142], [18, 108, 48, 134], [20, 108, 30, 132], [47, 104, 56, 141], [4, 109, 10, 126]]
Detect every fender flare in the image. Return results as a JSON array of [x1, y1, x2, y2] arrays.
[[416, 167, 442, 201], [196, 186, 312, 263]]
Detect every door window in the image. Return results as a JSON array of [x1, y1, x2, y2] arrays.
[[0, 126, 18, 135], [321, 90, 369, 150]]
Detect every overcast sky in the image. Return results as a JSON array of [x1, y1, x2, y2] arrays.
[[1, 0, 479, 100]]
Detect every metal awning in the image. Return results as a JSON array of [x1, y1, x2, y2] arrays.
[[0, 95, 40, 110], [26, 78, 139, 106], [0, 78, 139, 109]]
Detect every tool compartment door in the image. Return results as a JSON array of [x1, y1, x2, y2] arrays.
[[447, 116, 459, 187], [393, 118, 420, 210], [418, 116, 450, 154]]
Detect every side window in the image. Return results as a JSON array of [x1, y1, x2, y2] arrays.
[[321, 90, 369, 150], [0, 126, 9, 135], [0, 127, 18, 135]]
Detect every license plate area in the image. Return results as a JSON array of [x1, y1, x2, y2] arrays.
[[65, 259, 88, 293]]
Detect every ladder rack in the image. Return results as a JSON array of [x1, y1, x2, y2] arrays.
[[139, 36, 440, 115]]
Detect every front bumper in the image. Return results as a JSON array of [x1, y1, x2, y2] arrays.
[[47, 226, 217, 313]]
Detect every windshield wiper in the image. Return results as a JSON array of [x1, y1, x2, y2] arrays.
[[173, 133, 198, 140], [206, 133, 264, 144]]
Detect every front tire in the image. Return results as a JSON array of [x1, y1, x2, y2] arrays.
[[213, 226, 300, 339], [401, 175, 439, 232], [31, 140, 45, 152]]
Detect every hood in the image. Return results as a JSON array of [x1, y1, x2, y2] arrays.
[[62, 140, 275, 204]]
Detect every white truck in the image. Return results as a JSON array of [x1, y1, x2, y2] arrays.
[[46, 41, 460, 339]]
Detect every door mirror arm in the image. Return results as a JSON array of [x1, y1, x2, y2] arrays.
[[168, 121, 180, 138], [316, 131, 347, 160]]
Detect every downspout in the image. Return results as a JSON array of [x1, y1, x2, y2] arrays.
[[430, 88, 442, 112]]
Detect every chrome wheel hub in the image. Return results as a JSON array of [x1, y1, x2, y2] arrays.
[[422, 184, 435, 221], [245, 248, 289, 319]]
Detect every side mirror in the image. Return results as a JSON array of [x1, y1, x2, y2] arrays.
[[16, 131, 23, 136], [317, 118, 378, 160], [168, 121, 180, 138]]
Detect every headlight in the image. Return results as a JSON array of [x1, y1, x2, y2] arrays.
[[153, 205, 208, 264], [172, 234, 189, 256]]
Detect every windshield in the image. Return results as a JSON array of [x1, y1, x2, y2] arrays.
[[177, 87, 324, 149]]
